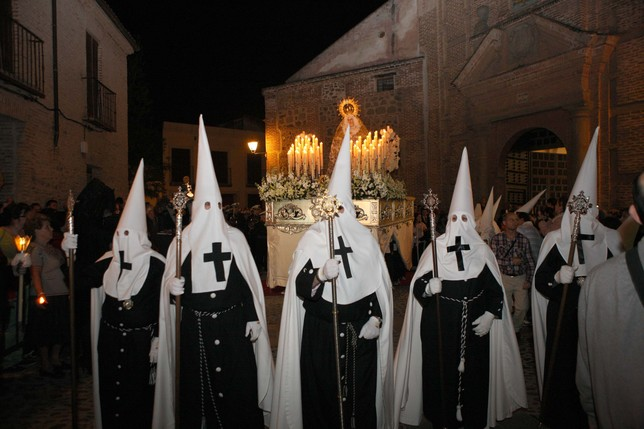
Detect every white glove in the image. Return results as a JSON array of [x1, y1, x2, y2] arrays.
[[168, 277, 185, 296], [245, 321, 262, 342], [554, 265, 575, 284], [11, 252, 32, 268], [472, 311, 495, 337], [149, 337, 159, 363], [317, 259, 340, 282], [424, 277, 442, 296], [61, 233, 78, 252], [359, 316, 381, 340]]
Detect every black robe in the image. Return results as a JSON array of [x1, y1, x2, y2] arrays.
[[176, 254, 263, 428], [413, 265, 503, 429], [296, 260, 382, 429], [534, 246, 612, 429], [83, 256, 164, 429]]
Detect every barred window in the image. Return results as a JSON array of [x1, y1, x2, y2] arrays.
[[376, 74, 395, 92]]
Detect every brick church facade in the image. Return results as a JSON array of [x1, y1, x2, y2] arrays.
[[263, 0, 643, 212]]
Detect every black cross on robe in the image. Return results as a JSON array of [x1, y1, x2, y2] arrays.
[[203, 242, 232, 282], [576, 233, 595, 264], [334, 236, 354, 279], [447, 236, 471, 271], [118, 250, 132, 280]]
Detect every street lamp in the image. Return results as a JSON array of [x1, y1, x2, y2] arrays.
[[247, 141, 259, 154]]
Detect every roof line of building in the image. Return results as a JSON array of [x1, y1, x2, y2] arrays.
[[263, 56, 424, 94], [95, 0, 139, 51]]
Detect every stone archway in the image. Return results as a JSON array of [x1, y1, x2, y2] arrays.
[[500, 127, 568, 212]]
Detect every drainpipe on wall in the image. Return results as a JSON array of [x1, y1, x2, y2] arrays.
[[51, 0, 59, 147]]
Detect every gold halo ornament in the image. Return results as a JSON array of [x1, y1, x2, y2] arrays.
[[338, 98, 360, 118]]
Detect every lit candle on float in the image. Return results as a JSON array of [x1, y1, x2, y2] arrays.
[[304, 147, 310, 176], [319, 142, 323, 174], [362, 142, 368, 174], [355, 145, 361, 174], [295, 148, 301, 177]]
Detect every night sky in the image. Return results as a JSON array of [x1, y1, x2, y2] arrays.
[[105, 1, 389, 126]]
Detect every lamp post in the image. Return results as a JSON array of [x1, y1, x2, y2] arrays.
[[13, 234, 31, 329]]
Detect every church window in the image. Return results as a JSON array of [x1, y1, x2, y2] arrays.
[[376, 73, 395, 92]]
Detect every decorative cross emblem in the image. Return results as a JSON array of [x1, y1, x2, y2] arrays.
[[447, 236, 470, 271], [576, 233, 595, 264], [203, 242, 232, 281], [118, 250, 132, 280], [334, 236, 354, 279]]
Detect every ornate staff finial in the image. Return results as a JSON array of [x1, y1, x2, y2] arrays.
[[422, 189, 440, 242], [310, 191, 342, 222], [66, 190, 76, 234], [172, 186, 191, 216], [567, 191, 593, 216], [567, 191, 593, 242], [422, 189, 440, 212]]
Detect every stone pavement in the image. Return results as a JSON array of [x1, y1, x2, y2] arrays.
[[0, 275, 541, 428]]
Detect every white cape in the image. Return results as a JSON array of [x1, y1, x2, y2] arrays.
[[531, 225, 622, 397], [269, 229, 394, 428], [90, 250, 166, 429], [393, 245, 527, 428], [152, 225, 274, 428]]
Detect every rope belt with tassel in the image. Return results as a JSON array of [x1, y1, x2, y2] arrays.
[[441, 289, 484, 422]]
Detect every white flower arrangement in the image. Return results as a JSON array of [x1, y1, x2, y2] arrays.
[[351, 171, 407, 200], [257, 173, 329, 202], [257, 172, 405, 202]]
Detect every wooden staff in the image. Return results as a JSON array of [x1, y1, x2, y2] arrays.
[[423, 190, 447, 429], [311, 192, 344, 429], [540, 191, 592, 424], [65, 190, 79, 429], [171, 182, 191, 428]]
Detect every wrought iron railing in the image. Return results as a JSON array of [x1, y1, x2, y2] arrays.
[[86, 77, 117, 131], [0, 15, 45, 96]]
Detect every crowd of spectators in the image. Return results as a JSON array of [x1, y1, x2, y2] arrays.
[[0, 190, 271, 378]]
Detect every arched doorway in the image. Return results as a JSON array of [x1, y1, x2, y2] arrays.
[[504, 127, 568, 211]]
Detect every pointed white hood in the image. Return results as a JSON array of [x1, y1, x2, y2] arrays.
[[474, 203, 483, 221], [327, 126, 356, 218], [476, 187, 496, 242], [103, 159, 156, 299], [184, 115, 233, 292], [435, 148, 501, 282], [516, 189, 547, 214], [295, 126, 386, 303], [543, 127, 621, 276]]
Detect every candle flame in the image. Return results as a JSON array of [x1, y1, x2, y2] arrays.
[[14, 235, 31, 252]]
